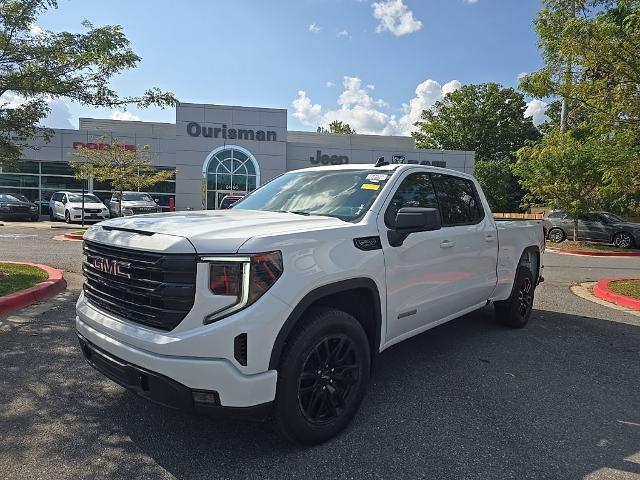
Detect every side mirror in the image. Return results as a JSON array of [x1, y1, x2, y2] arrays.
[[388, 207, 441, 247], [154, 198, 160, 203]]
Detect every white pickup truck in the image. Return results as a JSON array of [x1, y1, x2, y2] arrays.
[[76, 163, 544, 445]]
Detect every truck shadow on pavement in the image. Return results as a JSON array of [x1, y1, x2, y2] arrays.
[[2, 301, 640, 479]]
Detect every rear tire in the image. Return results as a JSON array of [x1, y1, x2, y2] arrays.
[[274, 307, 370, 445], [495, 265, 535, 329], [547, 228, 565, 243]]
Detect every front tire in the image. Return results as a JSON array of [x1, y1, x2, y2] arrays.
[[613, 232, 634, 249], [547, 227, 565, 243], [274, 307, 370, 445], [495, 265, 535, 328]]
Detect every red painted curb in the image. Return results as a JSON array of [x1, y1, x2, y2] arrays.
[[550, 248, 640, 257], [593, 278, 640, 311], [0, 261, 67, 314], [63, 232, 84, 241]]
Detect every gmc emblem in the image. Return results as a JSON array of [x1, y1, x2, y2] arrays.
[[91, 256, 131, 278]]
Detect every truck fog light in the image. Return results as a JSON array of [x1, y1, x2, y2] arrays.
[[192, 390, 220, 406]]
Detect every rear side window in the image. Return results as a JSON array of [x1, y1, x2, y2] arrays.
[[431, 174, 484, 226], [546, 211, 566, 219], [384, 173, 438, 227]]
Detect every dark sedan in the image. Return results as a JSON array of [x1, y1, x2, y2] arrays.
[[0, 194, 39, 221], [543, 210, 640, 249]]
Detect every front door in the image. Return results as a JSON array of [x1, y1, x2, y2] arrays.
[[380, 171, 498, 343]]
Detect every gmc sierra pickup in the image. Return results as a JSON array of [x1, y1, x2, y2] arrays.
[[76, 163, 544, 445]]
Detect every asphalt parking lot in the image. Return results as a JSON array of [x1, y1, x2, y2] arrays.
[[1, 223, 639, 480]]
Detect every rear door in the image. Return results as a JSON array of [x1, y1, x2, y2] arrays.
[[430, 173, 498, 309], [578, 213, 609, 241]]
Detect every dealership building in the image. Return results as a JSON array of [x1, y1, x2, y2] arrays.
[[1, 103, 475, 212]]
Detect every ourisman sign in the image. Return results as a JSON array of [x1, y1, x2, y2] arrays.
[[186, 122, 277, 141]]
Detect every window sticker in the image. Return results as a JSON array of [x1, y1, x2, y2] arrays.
[[366, 173, 388, 182], [361, 183, 380, 191]]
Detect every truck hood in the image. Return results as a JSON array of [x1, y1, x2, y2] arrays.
[[94, 209, 349, 253]]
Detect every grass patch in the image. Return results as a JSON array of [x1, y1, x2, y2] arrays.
[[0, 262, 48, 297], [608, 280, 640, 300], [546, 240, 640, 253]]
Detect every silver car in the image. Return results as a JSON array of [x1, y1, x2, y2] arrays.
[[543, 210, 640, 248], [108, 192, 162, 217]]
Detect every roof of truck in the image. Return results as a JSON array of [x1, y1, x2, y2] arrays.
[[293, 163, 476, 181]]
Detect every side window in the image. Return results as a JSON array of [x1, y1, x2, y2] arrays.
[[384, 173, 438, 227], [431, 174, 484, 226]]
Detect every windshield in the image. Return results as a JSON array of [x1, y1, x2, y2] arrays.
[[0, 194, 20, 202], [68, 194, 101, 203], [120, 193, 153, 202], [233, 169, 392, 221], [601, 212, 624, 223]]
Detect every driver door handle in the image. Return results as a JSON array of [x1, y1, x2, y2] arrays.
[[440, 240, 456, 249], [485, 234, 495, 242]]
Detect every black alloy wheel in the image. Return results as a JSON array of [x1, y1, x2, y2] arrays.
[[613, 232, 634, 249], [547, 228, 565, 243], [517, 276, 533, 320], [495, 264, 535, 328], [298, 334, 360, 424]]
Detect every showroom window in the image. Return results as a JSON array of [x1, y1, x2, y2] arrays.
[[203, 146, 260, 209]]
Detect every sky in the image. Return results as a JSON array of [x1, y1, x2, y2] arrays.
[[27, 0, 548, 135]]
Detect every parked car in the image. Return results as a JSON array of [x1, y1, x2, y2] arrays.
[[108, 191, 162, 217], [49, 191, 110, 223], [543, 210, 640, 249], [218, 194, 244, 209], [0, 193, 39, 221], [76, 163, 544, 445]]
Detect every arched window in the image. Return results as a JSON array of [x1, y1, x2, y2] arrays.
[[202, 145, 260, 209]]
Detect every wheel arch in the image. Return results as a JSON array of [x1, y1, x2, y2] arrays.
[[269, 278, 382, 371]]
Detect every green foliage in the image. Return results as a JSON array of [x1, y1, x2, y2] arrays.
[[70, 140, 174, 216], [317, 120, 356, 134], [520, 0, 640, 130], [412, 83, 540, 162], [514, 126, 640, 238], [0, 0, 176, 169], [474, 158, 524, 212]]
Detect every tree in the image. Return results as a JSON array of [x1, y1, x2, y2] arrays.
[[70, 140, 174, 216], [0, 0, 176, 169], [413, 83, 540, 162], [413, 83, 540, 211], [474, 158, 523, 212], [520, 0, 640, 131], [317, 120, 356, 134], [514, 126, 640, 239]]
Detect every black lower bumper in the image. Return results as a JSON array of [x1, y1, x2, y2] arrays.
[[77, 333, 272, 419]]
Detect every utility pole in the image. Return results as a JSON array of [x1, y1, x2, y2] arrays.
[[560, 0, 576, 132]]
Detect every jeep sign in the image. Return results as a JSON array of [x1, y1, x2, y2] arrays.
[[310, 150, 349, 165]]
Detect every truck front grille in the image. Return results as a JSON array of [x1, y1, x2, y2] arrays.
[[82, 240, 197, 331]]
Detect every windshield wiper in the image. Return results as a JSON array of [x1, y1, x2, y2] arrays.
[[284, 210, 311, 216]]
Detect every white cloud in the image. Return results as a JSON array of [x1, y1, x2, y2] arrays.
[[292, 76, 462, 136], [372, 0, 423, 36], [29, 23, 44, 36], [0, 91, 73, 129], [517, 71, 528, 81], [524, 99, 549, 126], [308, 23, 322, 33], [336, 29, 350, 38], [463, 0, 479, 4], [109, 110, 140, 121], [326, 81, 335, 87]]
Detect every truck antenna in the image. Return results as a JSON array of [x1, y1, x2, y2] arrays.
[[375, 156, 389, 167]]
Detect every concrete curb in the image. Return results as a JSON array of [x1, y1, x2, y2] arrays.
[[593, 278, 640, 311], [63, 232, 85, 241], [546, 247, 640, 257], [0, 261, 67, 314]]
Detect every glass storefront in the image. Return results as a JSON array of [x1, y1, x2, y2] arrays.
[[204, 146, 259, 209], [0, 161, 176, 214]]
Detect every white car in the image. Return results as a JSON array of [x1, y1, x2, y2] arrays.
[[49, 191, 110, 223], [76, 163, 544, 445]]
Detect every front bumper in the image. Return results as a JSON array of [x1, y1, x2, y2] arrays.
[[76, 315, 278, 408], [77, 333, 273, 417], [72, 212, 109, 221]]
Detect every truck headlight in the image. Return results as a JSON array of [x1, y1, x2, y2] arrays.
[[203, 251, 283, 324]]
